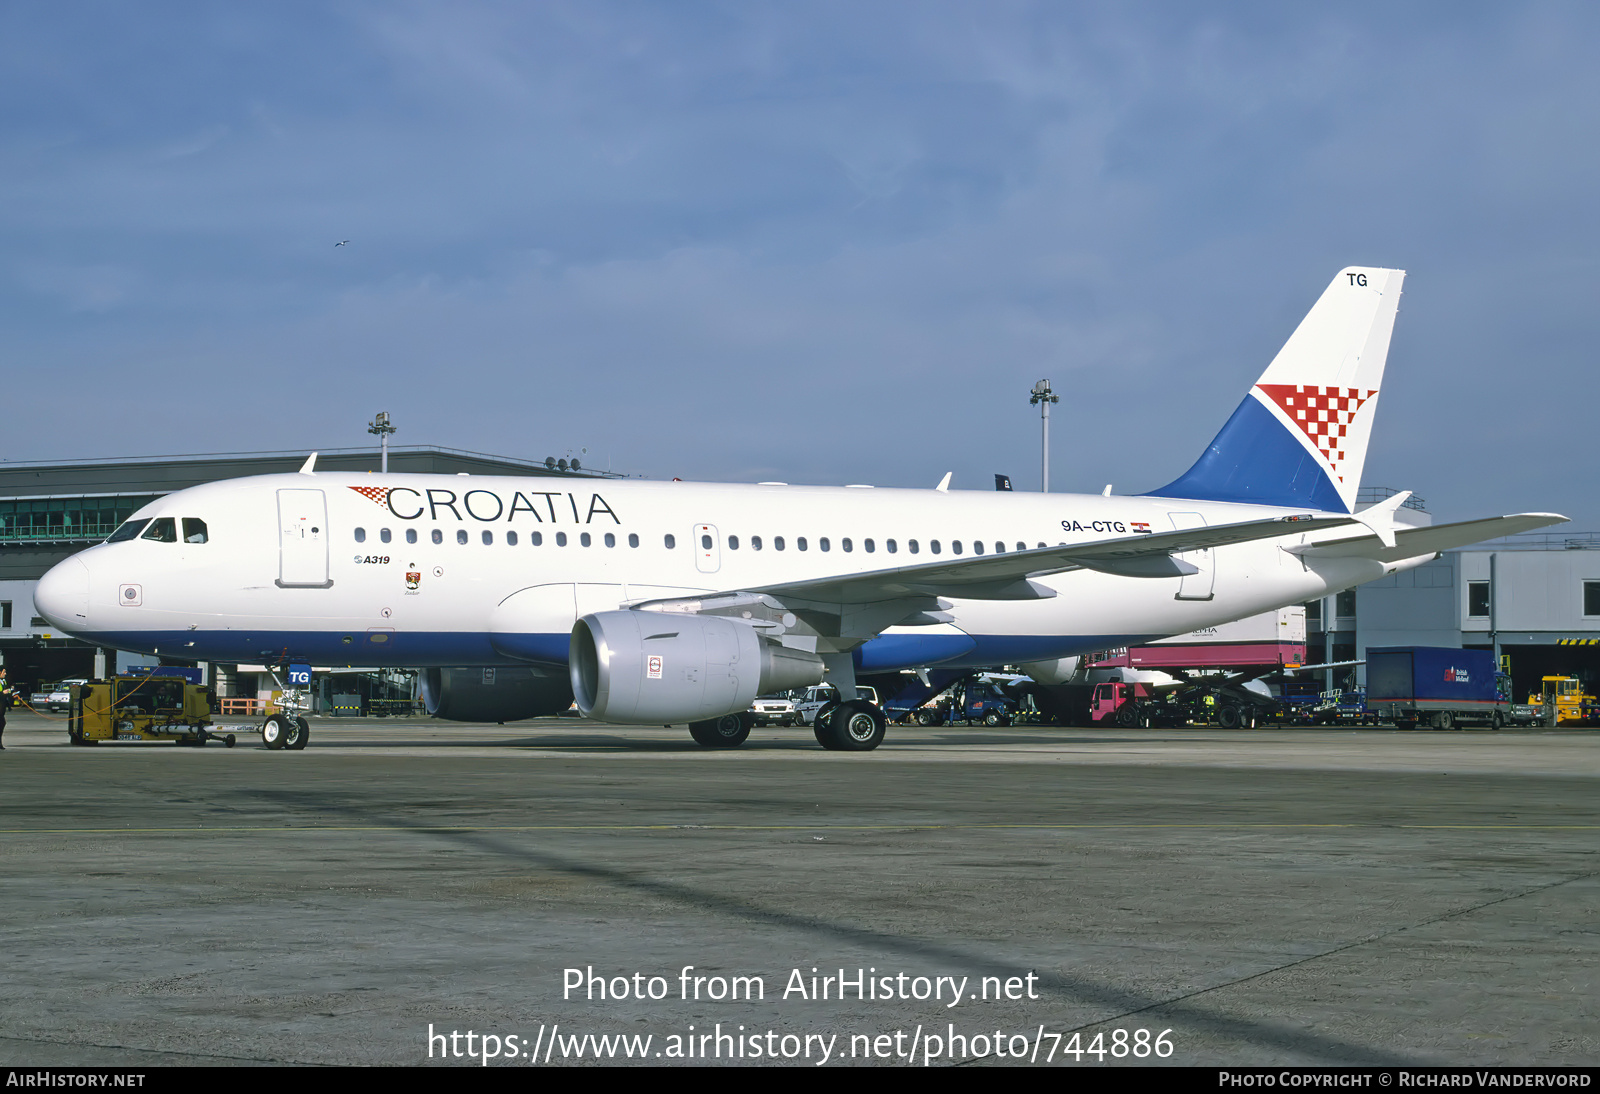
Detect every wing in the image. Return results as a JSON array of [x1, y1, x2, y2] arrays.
[[742, 512, 1360, 605], [1286, 512, 1567, 563]]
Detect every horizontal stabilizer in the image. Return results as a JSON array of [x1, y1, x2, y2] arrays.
[[1287, 512, 1568, 563]]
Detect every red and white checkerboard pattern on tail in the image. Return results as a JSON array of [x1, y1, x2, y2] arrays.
[[1255, 384, 1376, 484], [349, 485, 391, 510]]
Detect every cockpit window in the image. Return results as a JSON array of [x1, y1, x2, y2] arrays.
[[107, 518, 151, 543], [182, 518, 208, 544], [140, 517, 178, 543]]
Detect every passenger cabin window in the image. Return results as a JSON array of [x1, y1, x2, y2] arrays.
[[507, 531, 519, 546], [406, 529, 417, 544], [864, 538, 875, 553], [141, 518, 178, 543], [457, 529, 469, 545], [182, 518, 208, 544], [930, 540, 941, 555], [108, 518, 151, 543], [820, 537, 831, 552], [728, 535, 739, 550], [556, 532, 568, 546], [952, 541, 963, 555], [798, 537, 808, 551], [481, 530, 493, 545], [909, 540, 919, 554], [380, 528, 392, 544], [354, 528, 367, 543], [431, 529, 443, 545], [580, 533, 591, 547], [751, 536, 762, 550], [841, 538, 852, 553], [887, 539, 897, 553], [664, 534, 675, 549], [774, 536, 785, 551], [972, 541, 983, 555], [532, 531, 543, 546], [604, 533, 616, 547], [701, 534, 713, 550], [628, 533, 639, 548]]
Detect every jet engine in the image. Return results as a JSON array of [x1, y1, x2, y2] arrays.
[[420, 666, 574, 723], [570, 611, 824, 724]]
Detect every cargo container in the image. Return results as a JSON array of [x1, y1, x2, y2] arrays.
[[1365, 646, 1512, 730]]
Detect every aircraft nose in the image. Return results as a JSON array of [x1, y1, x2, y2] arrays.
[[35, 556, 90, 631]]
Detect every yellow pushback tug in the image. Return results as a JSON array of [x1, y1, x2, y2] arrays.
[[67, 674, 240, 747]]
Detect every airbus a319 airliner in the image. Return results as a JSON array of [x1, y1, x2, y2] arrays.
[[34, 267, 1563, 750]]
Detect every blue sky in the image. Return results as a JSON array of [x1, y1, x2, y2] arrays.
[[3, 2, 1596, 527]]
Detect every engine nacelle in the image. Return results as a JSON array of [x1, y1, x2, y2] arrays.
[[421, 666, 574, 723], [570, 611, 824, 724]]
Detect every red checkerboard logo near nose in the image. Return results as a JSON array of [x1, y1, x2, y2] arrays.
[[350, 486, 391, 509]]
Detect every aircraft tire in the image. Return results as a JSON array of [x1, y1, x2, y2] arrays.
[[261, 715, 291, 750], [289, 716, 311, 750], [811, 701, 839, 747], [817, 700, 885, 752], [689, 713, 750, 749]]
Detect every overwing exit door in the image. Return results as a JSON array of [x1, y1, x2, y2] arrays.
[[278, 489, 332, 588], [693, 524, 721, 573]]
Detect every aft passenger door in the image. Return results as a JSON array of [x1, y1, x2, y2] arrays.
[[693, 524, 721, 574], [1167, 512, 1215, 601], [277, 489, 332, 588]]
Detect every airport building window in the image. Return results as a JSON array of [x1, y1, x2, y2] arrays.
[[457, 529, 469, 545], [431, 529, 443, 545], [751, 536, 762, 550], [141, 518, 177, 543], [1, 601, 10, 629], [482, 531, 493, 545], [182, 518, 208, 544], [1585, 581, 1600, 617], [664, 534, 675, 549], [797, 537, 807, 551], [531, 531, 543, 546], [380, 528, 392, 544], [841, 538, 852, 553], [820, 538, 831, 552], [1468, 582, 1490, 618], [507, 531, 518, 546], [604, 533, 615, 547], [728, 535, 740, 550], [930, 540, 941, 555], [556, 532, 568, 547], [3, 494, 159, 545], [864, 538, 874, 553], [909, 539, 919, 554], [628, 533, 639, 548], [354, 528, 366, 543], [1336, 589, 1356, 618], [886, 539, 897, 553], [774, 536, 785, 551], [406, 529, 417, 545], [1305, 600, 1323, 628]]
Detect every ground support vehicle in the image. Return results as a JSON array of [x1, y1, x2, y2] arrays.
[[794, 685, 878, 725], [958, 681, 1020, 726], [1526, 676, 1599, 726], [1367, 646, 1512, 730], [748, 694, 799, 726], [67, 676, 237, 747]]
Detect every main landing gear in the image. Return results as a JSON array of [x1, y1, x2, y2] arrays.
[[688, 712, 752, 749], [812, 699, 886, 752]]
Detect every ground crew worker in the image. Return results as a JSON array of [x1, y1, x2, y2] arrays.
[[0, 668, 12, 749]]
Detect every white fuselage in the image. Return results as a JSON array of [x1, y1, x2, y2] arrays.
[[34, 473, 1424, 671]]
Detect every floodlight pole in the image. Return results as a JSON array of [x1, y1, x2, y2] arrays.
[[1029, 379, 1058, 493], [368, 411, 398, 473]]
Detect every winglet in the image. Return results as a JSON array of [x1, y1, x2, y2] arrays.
[[298, 453, 318, 475], [1352, 490, 1411, 548], [935, 472, 952, 493]]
